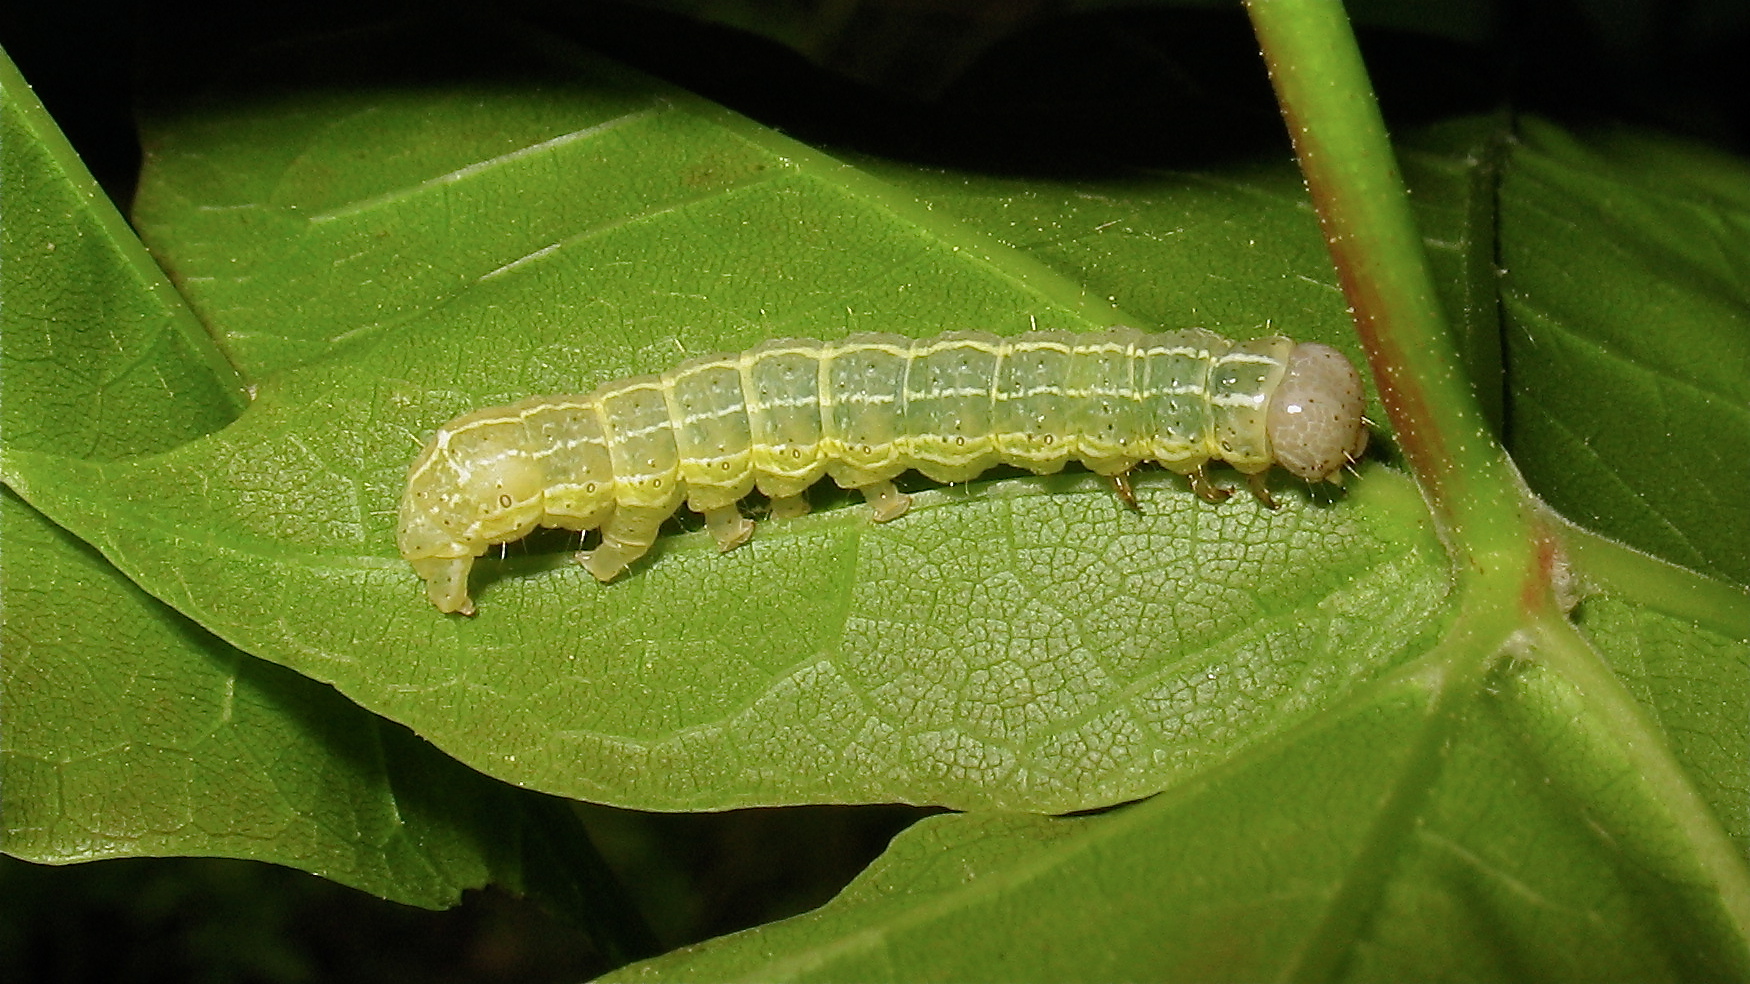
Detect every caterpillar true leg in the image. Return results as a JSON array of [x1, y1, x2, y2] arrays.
[[1187, 467, 1233, 504], [1107, 472, 1141, 511], [1246, 472, 1279, 509]]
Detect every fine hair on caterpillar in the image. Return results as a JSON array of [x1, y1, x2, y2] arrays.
[[398, 326, 1370, 614]]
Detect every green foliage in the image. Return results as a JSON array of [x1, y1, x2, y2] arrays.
[[3, 3, 1747, 979], [1502, 119, 1750, 585]]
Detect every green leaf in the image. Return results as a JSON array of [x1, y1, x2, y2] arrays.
[[0, 47, 653, 952], [0, 491, 633, 918], [605, 631, 1748, 981], [1501, 119, 1750, 586], [0, 48, 244, 456], [4, 9, 1748, 979], [3, 21, 1447, 814]]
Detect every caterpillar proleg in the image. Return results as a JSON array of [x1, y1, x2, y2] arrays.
[[398, 327, 1369, 613]]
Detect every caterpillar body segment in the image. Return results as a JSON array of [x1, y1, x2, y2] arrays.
[[398, 327, 1369, 614]]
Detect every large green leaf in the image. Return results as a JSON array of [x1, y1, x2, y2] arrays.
[[3, 7, 1747, 979], [0, 492, 636, 918], [3, 20, 1445, 814], [0, 46, 653, 953], [607, 616, 1748, 981], [1501, 119, 1750, 585]]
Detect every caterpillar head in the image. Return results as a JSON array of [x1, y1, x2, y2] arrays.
[[1265, 342, 1370, 483]]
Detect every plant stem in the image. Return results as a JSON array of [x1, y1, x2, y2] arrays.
[[1242, 0, 1532, 579]]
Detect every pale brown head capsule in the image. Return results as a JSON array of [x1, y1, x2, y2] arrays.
[[1264, 342, 1370, 483]]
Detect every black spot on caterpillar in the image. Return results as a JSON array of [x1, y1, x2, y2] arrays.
[[399, 327, 1369, 613]]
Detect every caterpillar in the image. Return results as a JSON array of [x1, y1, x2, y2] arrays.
[[398, 327, 1369, 614]]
